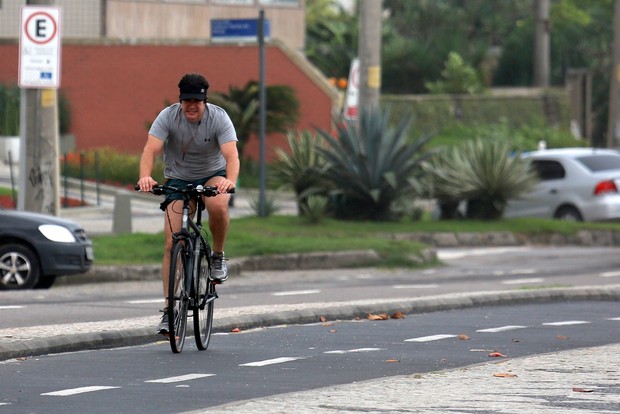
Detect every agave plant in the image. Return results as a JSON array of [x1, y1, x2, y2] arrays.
[[272, 131, 329, 216], [424, 139, 539, 220], [315, 107, 433, 221]]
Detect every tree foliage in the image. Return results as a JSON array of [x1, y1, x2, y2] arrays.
[[208, 81, 300, 159]]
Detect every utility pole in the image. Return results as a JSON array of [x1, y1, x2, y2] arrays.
[[608, 0, 620, 148], [19, 0, 61, 214], [357, 0, 382, 114], [533, 0, 550, 87]]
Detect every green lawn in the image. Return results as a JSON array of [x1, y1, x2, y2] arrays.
[[91, 215, 620, 266]]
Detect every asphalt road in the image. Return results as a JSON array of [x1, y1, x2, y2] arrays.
[[2, 246, 620, 331], [1, 301, 619, 414]]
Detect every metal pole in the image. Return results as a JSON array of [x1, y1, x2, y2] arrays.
[[258, 10, 267, 217], [608, 0, 620, 148]]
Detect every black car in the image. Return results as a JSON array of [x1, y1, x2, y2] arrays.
[[0, 209, 93, 289]]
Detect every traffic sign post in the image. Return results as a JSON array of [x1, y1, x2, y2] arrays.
[[17, 5, 62, 215], [19, 6, 62, 89]]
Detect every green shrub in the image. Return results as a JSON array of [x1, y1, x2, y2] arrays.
[[423, 139, 539, 220], [315, 106, 433, 221], [272, 130, 329, 215]]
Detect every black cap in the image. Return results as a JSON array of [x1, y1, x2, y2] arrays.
[[178, 73, 209, 101]]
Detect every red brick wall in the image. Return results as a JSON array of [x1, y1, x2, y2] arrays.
[[0, 42, 335, 161]]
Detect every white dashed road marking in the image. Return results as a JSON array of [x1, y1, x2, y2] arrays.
[[502, 278, 544, 285], [392, 284, 439, 289], [405, 334, 457, 342], [127, 299, 162, 304], [0, 306, 23, 310], [542, 320, 590, 326], [324, 348, 384, 354], [240, 357, 305, 367], [42, 386, 120, 396], [145, 373, 215, 384], [476, 325, 528, 333], [272, 290, 320, 297]]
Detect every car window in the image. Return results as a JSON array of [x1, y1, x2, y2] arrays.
[[576, 155, 620, 172], [531, 160, 565, 181]]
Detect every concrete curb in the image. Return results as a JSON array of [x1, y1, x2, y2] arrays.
[[2, 284, 619, 361]]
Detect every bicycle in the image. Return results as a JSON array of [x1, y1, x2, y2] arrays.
[[136, 183, 233, 353]]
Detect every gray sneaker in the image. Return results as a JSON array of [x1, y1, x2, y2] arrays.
[[157, 309, 169, 335], [210, 252, 228, 283]]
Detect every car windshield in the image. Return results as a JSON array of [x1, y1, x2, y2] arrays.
[[576, 155, 620, 172]]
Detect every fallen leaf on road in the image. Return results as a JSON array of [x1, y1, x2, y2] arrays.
[[385, 359, 400, 363], [329, 329, 337, 333], [488, 352, 507, 358], [458, 334, 471, 340], [572, 387, 594, 393], [391, 312, 406, 319], [494, 373, 518, 378], [556, 335, 569, 340], [231, 328, 241, 333], [320, 316, 327, 322], [368, 313, 389, 320]]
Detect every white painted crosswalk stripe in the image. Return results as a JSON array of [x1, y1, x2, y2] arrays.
[[405, 334, 457, 342], [325, 348, 384, 354], [542, 320, 590, 326], [476, 325, 528, 333], [42, 386, 120, 396], [240, 357, 304, 367], [145, 373, 215, 383]]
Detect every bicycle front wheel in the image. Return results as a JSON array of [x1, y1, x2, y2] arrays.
[[168, 241, 189, 353], [194, 247, 214, 350]]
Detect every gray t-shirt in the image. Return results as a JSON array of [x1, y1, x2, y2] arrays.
[[149, 102, 238, 180]]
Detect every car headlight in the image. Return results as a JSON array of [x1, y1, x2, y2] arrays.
[[38, 224, 77, 243]]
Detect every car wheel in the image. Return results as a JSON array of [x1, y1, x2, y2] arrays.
[[554, 206, 583, 221], [0, 244, 41, 290]]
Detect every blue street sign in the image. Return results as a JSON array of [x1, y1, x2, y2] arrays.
[[211, 18, 270, 43]]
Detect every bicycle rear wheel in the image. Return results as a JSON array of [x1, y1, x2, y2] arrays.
[[194, 246, 215, 350], [168, 241, 189, 353]]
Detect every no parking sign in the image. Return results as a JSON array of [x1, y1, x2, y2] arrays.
[[19, 6, 62, 88]]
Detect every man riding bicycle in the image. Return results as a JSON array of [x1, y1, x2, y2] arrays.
[[136, 73, 239, 335]]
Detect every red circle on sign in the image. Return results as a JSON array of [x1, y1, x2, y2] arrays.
[[25, 11, 58, 45]]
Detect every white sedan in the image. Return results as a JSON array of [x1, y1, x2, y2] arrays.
[[505, 148, 620, 221]]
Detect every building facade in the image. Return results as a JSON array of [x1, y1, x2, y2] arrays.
[[0, 0, 305, 52]]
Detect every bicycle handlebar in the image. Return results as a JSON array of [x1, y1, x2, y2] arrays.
[[134, 183, 235, 197]]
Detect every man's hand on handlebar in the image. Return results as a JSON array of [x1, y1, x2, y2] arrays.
[[215, 178, 236, 195], [137, 176, 158, 192]]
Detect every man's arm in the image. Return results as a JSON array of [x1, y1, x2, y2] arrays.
[[137, 135, 164, 191], [218, 140, 240, 193]]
